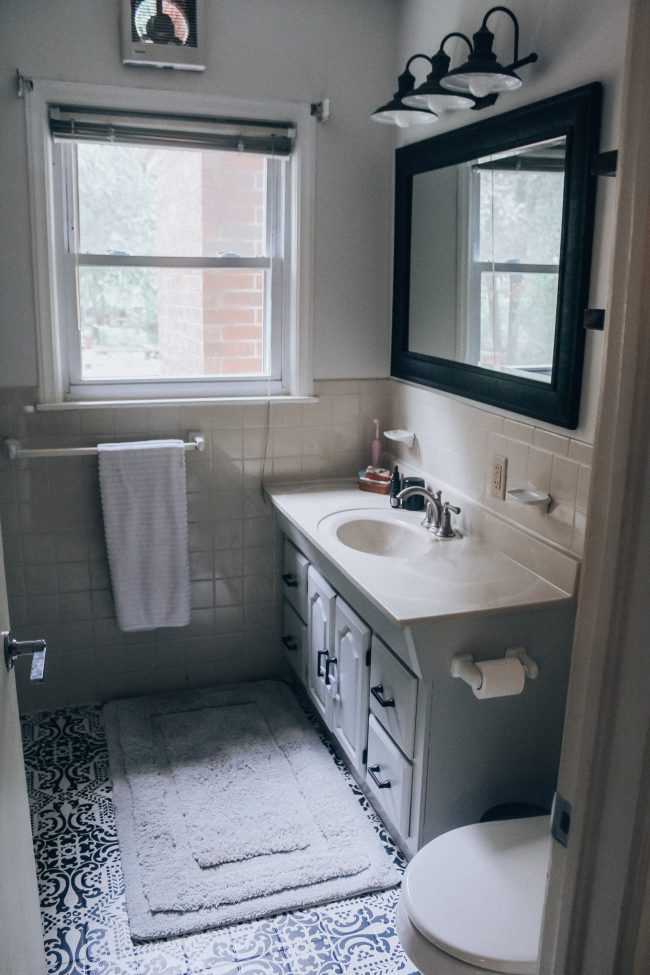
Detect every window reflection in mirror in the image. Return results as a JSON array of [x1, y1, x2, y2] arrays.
[[409, 137, 566, 384]]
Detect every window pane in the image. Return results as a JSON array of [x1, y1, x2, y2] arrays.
[[478, 169, 564, 265], [76, 144, 268, 258], [78, 267, 267, 379], [478, 271, 558, 379]]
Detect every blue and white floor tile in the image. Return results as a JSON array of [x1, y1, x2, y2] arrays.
[[21, 702, 419, 975]]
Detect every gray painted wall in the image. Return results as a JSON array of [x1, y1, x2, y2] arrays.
[[0, 0, 399, 385]]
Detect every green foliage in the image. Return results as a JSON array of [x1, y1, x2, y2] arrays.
[[77, 144, 158, 350]]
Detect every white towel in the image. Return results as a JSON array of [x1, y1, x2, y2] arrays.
[[98, 440, 191, 632]]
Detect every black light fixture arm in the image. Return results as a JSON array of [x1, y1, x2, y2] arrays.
[[404, 53, 434, 75], [481, 6, 537, 71], [395, 54, 434, 94], [438, 32, 473, 57]]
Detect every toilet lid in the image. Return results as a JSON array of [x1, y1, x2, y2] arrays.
[[402, 817, 551, 975]]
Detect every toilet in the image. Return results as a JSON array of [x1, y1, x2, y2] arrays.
[[397, 816, 551, 975]]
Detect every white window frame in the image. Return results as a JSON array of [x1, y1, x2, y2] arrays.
[[24, 80, 314, 404]]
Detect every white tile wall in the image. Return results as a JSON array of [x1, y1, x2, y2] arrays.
[[0, 383, 390, 712], [387, 381, 592, 557], [0, 378, 591, 712]]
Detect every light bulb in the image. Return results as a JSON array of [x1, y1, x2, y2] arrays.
[[468, 75, 499, 98], [372, 109, 435, 127], [467, 72, 522, 98]]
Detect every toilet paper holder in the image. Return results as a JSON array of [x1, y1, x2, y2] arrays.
[[450, 646, 539, 690]]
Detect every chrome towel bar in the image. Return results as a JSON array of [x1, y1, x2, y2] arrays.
[[2, 432, 205, 460]]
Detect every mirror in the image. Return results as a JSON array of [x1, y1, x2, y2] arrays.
[[391, 85, 602, 428]]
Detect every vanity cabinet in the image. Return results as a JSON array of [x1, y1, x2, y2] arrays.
[[272, 484, 576, 860]]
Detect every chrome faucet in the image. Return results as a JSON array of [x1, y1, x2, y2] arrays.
[[396, 485, 461, 539]]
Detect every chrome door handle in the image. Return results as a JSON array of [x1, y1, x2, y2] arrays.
[[370, 683, 395, 708], [368, 764, 391, 789], [3, 630, 47, 682]]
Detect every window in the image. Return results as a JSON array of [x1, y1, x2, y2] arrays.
[[465, 139, 565, 380], [26, 85, 314, 403]]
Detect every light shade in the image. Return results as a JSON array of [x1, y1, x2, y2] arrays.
[[402, 49, 475, 114], [372, 104, 437, 128], [372, 67, 437, 128], [441, 20, 523, 99]]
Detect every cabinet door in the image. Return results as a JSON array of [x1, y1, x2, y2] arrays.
[[366, 715, 413, 837], [282, 538, 310, 621], [307, 566, 336, 725], [282, 600, 308, 685], [330, 598, 371, 774], [369, 635, 418, 758]]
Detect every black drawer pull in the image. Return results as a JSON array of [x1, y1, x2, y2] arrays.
[[317, 649, 328, 677], [282, 636, 298, 652], [282, 573, 298, 588], [371, 683, 395, 708], [368, 764, 391, 789], [325, 655, 337, 685]]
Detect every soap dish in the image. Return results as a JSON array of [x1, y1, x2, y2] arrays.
[[384, 429, 415, 448], [507, 488, 552, 509]]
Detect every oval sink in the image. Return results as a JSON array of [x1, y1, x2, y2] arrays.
[[319, 510, 432, 557]]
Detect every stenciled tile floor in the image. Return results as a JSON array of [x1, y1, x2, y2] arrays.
[[21, 698, 419, 975]]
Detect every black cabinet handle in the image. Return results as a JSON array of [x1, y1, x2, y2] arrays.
[[371, 683, 395, 708], [368, 764, 391, 789], [325, 656, 337, 686], [317, 649, 328, 677], [282, 636, 298, 652], [282, 573, 298, 588]]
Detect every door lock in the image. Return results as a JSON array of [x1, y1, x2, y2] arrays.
[[3, 630, 47, 682]]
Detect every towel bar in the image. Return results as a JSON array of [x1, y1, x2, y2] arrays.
[[2, 432, 205, 460]]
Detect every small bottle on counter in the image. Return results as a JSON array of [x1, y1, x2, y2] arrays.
[[390, 466, 402, 508]]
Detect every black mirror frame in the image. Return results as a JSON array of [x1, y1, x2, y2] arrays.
[[391, 83, 602, 429]]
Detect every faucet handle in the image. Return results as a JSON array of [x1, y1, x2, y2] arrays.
[[421, 499, 435, 529], [436, 501, 462, 538]]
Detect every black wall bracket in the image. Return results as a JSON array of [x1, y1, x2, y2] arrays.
[[591, 149, 618, 176], [584, 308, 606, 331]]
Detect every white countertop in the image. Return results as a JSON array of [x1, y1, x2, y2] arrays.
[[268, 480, 575, 626]]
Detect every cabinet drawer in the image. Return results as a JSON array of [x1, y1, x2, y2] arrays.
[[369, 636, 417, 758], [282, 600, 307, 685], [282, 538, 310, 621], [365, 715, 413, 837]]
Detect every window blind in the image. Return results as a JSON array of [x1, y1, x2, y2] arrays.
[[49, 105, 295, 156]]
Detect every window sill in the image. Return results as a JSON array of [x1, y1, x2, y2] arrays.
[[27, 396, 318, 412]]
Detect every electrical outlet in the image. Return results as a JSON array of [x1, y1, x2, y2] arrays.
[[490, 454, 507, 499]]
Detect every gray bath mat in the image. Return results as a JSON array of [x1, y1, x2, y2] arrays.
[[103, 680, 401, 941]]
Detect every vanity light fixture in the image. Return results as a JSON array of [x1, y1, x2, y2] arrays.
[[371, 57, 438, 128], [441, 6, 538, 100], [402, 35, 476, 115], [372, 7, 537, 128]]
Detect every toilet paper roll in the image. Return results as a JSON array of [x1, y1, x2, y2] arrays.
[[473, 657, 526, 699]]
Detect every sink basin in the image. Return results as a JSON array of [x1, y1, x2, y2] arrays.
[[318, 509, 432, 558]]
